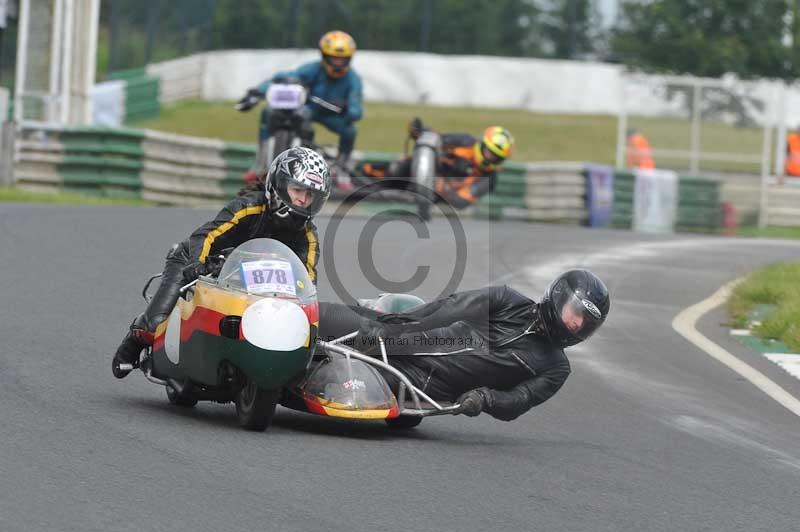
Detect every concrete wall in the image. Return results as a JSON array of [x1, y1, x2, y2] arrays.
[[145, 49, 800, 125]]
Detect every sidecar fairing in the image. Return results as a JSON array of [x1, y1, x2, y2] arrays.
[[146, 238, 318, 398], [300, 357, 400, 419], [281, 293, 460, 424]]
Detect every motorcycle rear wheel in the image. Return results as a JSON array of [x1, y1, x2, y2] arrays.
[[411, 146, 436, 221], [235, 378, 279, 431]]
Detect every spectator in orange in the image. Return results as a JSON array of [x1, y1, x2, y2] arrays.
[[785, 126, 800, 176], [626, 128, 655, 170]]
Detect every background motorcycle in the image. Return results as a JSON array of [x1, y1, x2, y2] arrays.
[[236, 78, 346, 179], [352, 123, 441, 221]]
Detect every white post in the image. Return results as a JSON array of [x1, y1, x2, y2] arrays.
[[49, 0, 64, 123], [82, 0, 101, 124], [774, 82, 788, 183], [616, 75, 627, 170], [60, 0, 73, 124], [689, 80, 702, 174], [757, 86, 778, 229], [13, 0, 30, 122]]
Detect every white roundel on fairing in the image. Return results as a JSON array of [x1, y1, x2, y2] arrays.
[[242, 298, 310, 351], [164, 305, 182, 364]]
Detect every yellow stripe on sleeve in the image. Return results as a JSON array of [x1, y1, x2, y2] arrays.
[[198, 205, 265, 263], [304, 226, 317, 281]]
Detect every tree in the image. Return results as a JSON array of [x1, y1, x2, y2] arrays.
[[611, 0, 791, 80], [539, 0, 605, 60]]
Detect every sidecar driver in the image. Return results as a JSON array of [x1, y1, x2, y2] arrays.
[[112, 147, 331, 379]]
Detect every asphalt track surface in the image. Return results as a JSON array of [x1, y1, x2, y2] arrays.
[[1, 202, 800, 532]]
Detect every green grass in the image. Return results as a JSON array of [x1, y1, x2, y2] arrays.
[[0, 187, 152, 206], [130, 99, 771, 171], [727, 261, 800, 351], [735, 226, 800, 239]]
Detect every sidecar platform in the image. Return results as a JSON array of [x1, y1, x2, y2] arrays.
[[313, 335, 461, 419]]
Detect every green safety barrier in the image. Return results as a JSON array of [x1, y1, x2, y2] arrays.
[[16, 124, 723, 232], [109, 69, 161, 123], [610, 170, 721, 233]]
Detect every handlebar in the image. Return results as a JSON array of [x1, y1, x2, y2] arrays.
[[309, 95, 343, 114]]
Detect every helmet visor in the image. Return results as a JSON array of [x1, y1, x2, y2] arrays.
[[323, 55, 351, 75], [276, 179, 329, 218], [481, 143, 505, 166], [553, 288, 605, 342]]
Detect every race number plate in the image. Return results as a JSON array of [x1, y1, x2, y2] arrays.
[[240, 259, 296, 296], [267, 84, 306, 110]]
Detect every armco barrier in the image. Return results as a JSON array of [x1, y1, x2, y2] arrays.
[[476, 162, 586, 224], [141, 130, 227, 204], [14, 127, 66, 194], [14, 126, 728, 231]]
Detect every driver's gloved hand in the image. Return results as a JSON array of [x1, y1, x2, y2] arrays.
[[454, 388, 490, 417], [408, 117, 424, 140], [236, 88, 263, 111], [181, 261, 209, 283]]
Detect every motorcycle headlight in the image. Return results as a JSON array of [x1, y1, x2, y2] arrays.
[[241, 298, 310, 351]]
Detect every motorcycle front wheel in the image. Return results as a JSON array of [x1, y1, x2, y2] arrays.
[[235, 378, 279, 431]]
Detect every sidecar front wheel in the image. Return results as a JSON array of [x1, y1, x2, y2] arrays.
[[235, 379, 279, 431]]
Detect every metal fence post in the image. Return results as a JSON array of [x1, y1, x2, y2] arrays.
[[0, 120, 15, 186]]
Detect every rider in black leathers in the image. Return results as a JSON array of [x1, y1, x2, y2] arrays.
[[318, 270, 610, 421], [112, 147, 331, 378]]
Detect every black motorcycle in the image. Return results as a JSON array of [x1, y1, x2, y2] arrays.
[[236, 77, 344, 174]]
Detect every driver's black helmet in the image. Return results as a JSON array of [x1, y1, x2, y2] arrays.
[[266, 147, 331, 220], [539, 269, 610, 348]]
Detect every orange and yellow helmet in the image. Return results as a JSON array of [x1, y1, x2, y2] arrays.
[[319, 31, 356, 79], [475, 126, 514, 168]]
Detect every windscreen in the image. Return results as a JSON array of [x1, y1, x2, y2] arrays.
[[216, 238, 316, 304]]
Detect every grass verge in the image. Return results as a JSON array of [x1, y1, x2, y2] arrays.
[[130, 99, 770, 172], [0, 187, 152, 206], [735, 226, 800, 240], [727, 261, 800, 351]]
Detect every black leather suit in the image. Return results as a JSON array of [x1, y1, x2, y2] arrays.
[[319, 285, 571, 421]]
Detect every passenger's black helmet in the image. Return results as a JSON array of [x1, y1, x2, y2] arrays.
[[539, 269, 610, 348], [266, 147, 331, 220]]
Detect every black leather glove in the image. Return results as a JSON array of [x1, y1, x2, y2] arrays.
[[235, 88, 263, 111], [454, 388, 490, 417], [408, 117, 424, 140], [181, 261, 208, 283]]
